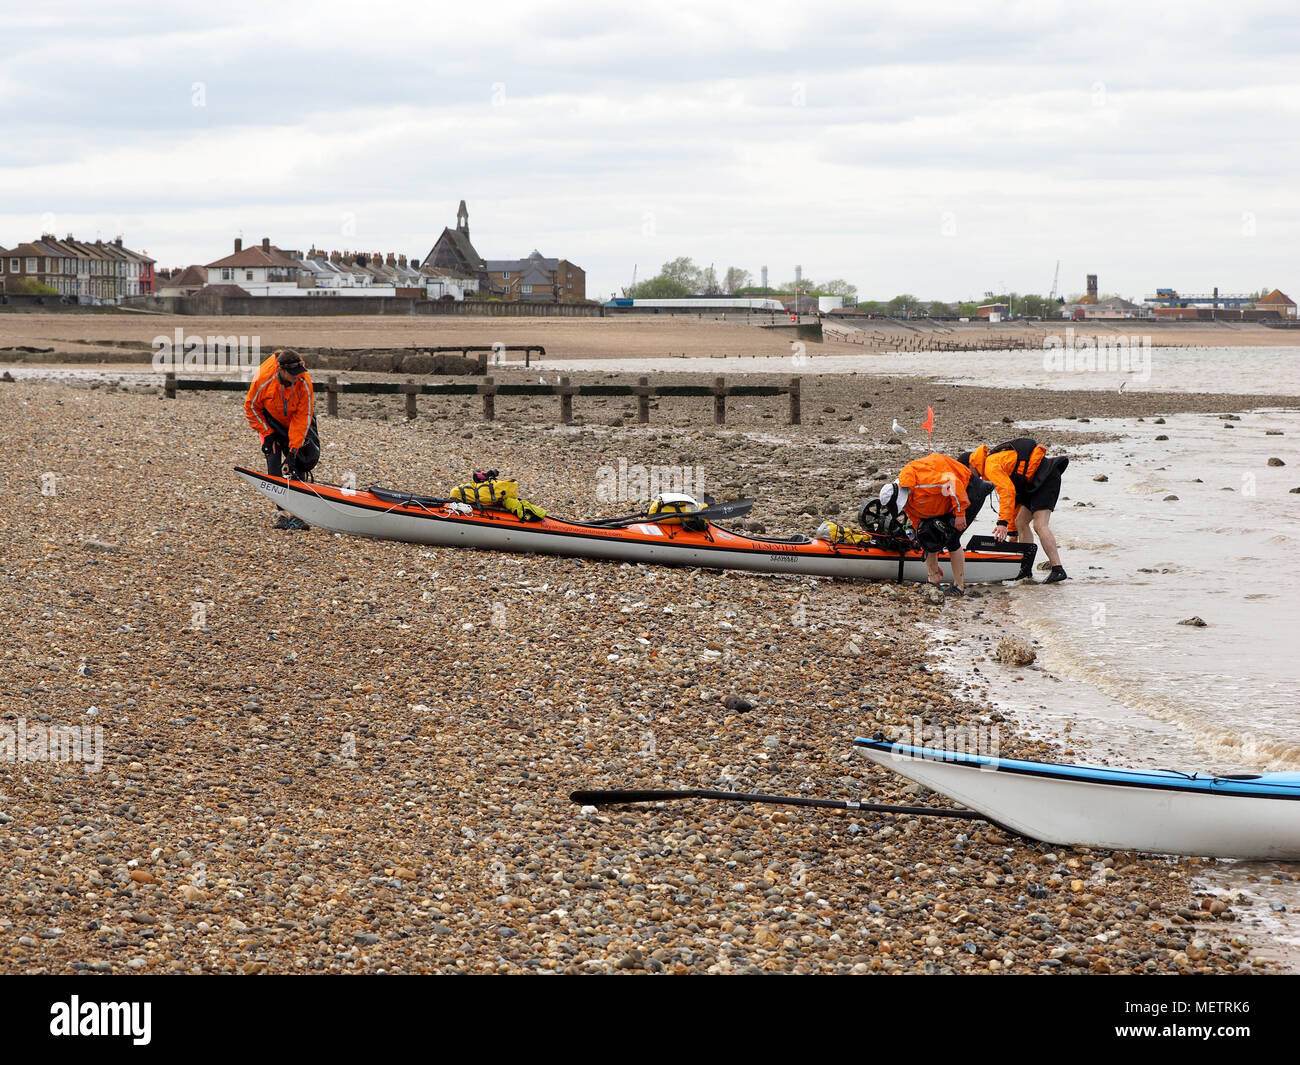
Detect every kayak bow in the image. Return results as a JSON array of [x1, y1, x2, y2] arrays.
[[854, 737, 1300, 859]]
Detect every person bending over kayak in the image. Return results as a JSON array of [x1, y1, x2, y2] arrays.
[[878, 452, 993, 596], [959, 438, 1068, 584], [245, 349, 320, 530]]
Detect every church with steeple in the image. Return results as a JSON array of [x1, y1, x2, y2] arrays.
[[421, 200, 489, 287], [419, 201, 586, 303]]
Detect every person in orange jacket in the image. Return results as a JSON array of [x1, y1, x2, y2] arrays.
[[245, 349, 320, 529], [959, 438, 1068, 583], [877, 452, 992, 595]]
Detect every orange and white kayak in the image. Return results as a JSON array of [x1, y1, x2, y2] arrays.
[[234, 467, 1032, 583]]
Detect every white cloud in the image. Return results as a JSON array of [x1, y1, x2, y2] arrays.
[[2, 0, 1297, 298]]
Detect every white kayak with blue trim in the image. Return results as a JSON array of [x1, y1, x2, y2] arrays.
[[854, 737, 1300, 860]]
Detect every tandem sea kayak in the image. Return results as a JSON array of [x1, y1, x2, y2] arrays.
[[234, 467, 1032, 583], [854, 737, 1300, 860]]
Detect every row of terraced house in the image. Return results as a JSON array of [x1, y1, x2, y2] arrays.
[[0, 234, 154, 302]]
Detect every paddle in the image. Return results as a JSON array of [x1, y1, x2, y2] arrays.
[[569, 788, 987, 823], [585, 498, 756, 528]]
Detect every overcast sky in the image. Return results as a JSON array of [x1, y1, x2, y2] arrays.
[[2, 1, 1297, 302]]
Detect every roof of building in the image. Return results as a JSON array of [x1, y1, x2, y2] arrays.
[[159, 265, 208, 289], [206, 245, 301, 270], [487, 253, 560, 273], [1258, 288, 1295, 306], [443, 228, 486, 270], [196, 283, 252, 298]]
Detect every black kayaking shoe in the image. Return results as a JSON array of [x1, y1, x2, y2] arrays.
[[946, 585, 965, 598], [1042, 566, 1069, 584], [272, 514, 311, 530]]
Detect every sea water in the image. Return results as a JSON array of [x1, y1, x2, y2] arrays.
[[542, 344, 1300, 395], [925, 403, 1300, 969]]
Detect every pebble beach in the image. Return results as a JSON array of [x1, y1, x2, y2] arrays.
[[2, 359, 1296, 975]]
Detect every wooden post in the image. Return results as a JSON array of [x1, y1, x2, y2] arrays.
[[636, 376, 650, 424], [403, 379, 418, 420], [164, 372, 176, 399], [713, 376, 726, 425], [327, 375, 339, 416], [481, 376, 496, 421], [559, 376, 573, 425], [788, 376, 801, 425]]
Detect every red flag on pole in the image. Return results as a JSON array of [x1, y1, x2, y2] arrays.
[[922, 405, 934, 443]]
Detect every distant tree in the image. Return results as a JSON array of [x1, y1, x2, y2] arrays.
[[700, 265, 721, 295], [11, 278, 58, 296], [885, 294, 918, 316], [1014, 293, 1057, 318], [956, 302, 981, 317], [821, 279, 858, 298], [928, 301, 955, 316], [659, 256, 704, 291], [628, 275, 691, 298], [723, 267, 752, 293]]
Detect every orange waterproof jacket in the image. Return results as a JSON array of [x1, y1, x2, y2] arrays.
[[897, 453, 972, 528], [245, 356, 315, 451], [967, 438, 1046, 527]]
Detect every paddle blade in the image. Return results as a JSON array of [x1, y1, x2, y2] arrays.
[[570, 790, 699, 806], [694, 498, 754, 522]]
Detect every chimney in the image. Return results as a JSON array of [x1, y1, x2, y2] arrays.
[[262, 237, 270, 252], [387, 252, 397, 266], [398, 255, 407, 267], [114, 237, 123, 247], [235, 237, 242, 253]]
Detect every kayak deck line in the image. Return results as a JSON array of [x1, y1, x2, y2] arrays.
[[233, 467, 1031, 582], [853, 739, 1300, 799]]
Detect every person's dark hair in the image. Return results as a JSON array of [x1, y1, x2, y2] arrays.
[[276, 349, 307, 376]]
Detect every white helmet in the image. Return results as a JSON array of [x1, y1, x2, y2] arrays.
[[878, 481, 910, 515]]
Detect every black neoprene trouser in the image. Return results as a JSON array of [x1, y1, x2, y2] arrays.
[[262, 413, 321, 478]]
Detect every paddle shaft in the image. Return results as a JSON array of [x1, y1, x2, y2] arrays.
[[585, 499, 755, 528], [569, 788, 987, 822]]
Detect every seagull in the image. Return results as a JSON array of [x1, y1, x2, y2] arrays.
[[858, 425, 868, 434], [539, 376, 548, 385], [892, 419, 908, 435], [1118, 379, 1127, 394]]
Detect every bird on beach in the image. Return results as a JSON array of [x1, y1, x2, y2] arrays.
[[892, 419, 908, 435], [1118, 379, 1127, 394], [539, 376, 548, 385]]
